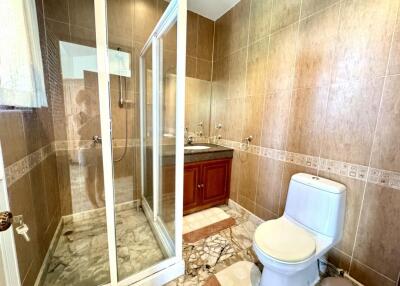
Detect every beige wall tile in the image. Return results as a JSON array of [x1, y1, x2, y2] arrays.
[[246, 37, 269, 96], [256, 157, 283, 215], [294, 4, 340, 89], [8, 175, 38, 285], [388, 19, 400, 75], [242, 96, 265, 146], [353, 184, 400, 281], [238, 194, 256, 213], [224, 98, 244, 141], [29, 164, 50, 246], [301, 0, 339, 18], [238, 152, 260, 204], [43, 155, 61, 218], [22, 111, 44, 154], [286, 87, 329, 156], [332, 0, 399, 82], [186, 56, 197, 78], [248, 0, 272, 44], [321, 78, 384, 165], [255, 204, 278, 221], [261, 91, 292, 150], [228, 49, 247, 98], [186, 11, 198, 58], [68, 0, 95, 30], [56, 151, 73, 216], [214, 10, 232, 60], [107, 0, 134, 48], [350, 260, 397, 286], [196, 59, 212, 81], [43, 0, 69, 22], [270, 0, 301, 33], [134, 0, 158, 44], [197, 16, 214, 61], [0, 112, 27, 167], [266, 24, 298, 92], [229, 152, 241, 202], [45, 19, 70, 42], [370, 75, 400, 172], [229, 0, 251, 53], [327, 248, 351, 272], [318, 172, 365, 255]]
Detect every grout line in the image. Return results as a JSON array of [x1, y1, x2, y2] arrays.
[[194, 14, 200, 78], [299, 0, 342, 21], [242, 0, 256, 212], [209, 20, 216, 135], [351, 258, 397, 283], [255, 25, 272, 214], [265, 0, 283, 217], [34, 217, 63, 286], [278, 0, 303, 214], [21, 261, 33, 286], [316, 0, 343, 177], [348, 1, 400, 270]]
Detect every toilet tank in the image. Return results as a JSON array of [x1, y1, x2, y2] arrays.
[[284, 173, 346, 239]]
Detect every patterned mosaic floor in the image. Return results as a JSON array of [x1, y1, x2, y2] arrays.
[[42, 205, 165, 286], [167, 205, 263, 286]]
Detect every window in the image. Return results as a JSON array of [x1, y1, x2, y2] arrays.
[[0, 0, 47, 108]]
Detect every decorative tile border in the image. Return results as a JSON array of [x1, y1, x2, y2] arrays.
[[4, 139, 140, 187], [5, 136, 399, 191], [5, 142, 56, 187], [215, 138, 400, 191]]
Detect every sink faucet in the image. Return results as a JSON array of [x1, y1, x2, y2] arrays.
[[185, 128, 194, 144]]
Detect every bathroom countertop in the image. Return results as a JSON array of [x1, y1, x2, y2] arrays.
[[146, 144, 234, 165], [184, 143, 234, 163]]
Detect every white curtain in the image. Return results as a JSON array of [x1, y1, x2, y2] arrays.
[[0, 0, 47, 108]]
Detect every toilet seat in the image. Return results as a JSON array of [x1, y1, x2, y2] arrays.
[[254, 218, 316, 263]]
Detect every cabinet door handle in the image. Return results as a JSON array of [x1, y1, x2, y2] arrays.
[[200, 184, 204, 188], [197, 184, 201, 189]]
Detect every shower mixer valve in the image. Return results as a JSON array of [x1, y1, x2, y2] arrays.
[[0, 212, 30, 241]]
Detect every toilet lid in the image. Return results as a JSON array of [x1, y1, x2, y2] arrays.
[[254, 218, 316, 263]]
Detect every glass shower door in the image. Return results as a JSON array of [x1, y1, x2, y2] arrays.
[[137, 0, 186, 283]]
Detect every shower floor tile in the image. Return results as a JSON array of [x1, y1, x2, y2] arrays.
[[42, 205, 164, 286]]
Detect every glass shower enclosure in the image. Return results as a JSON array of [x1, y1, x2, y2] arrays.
[[96, 0, 186, 284], [0, 0, 186, 285]]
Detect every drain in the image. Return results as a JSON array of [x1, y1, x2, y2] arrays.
[[63, 230, 73, 236]]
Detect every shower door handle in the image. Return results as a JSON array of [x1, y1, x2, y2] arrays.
[[92, 135, 102, 144], [0, 211, 13, 232]]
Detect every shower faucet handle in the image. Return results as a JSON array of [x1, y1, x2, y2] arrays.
[[92, 135, 102, 144], [16, 224, 30, 242]]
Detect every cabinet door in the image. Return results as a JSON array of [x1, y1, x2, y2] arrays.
[[183, 164, 201, 213], [201, 159, 231, 205]]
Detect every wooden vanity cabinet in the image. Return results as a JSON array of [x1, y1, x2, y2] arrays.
[[183, 158, 232, 215]]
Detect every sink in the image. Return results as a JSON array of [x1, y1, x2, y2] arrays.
[[184, 145, 211, 150]]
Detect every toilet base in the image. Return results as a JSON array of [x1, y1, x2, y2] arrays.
[[260, 262, 320, 286]]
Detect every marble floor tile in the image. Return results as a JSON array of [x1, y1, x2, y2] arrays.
[[42, 206, 164, 286], [166, 205, 261, 286]]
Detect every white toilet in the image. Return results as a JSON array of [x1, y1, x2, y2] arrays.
[[253, 173, 346, 286]]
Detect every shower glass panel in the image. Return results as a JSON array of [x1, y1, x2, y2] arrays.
[[143, 47, 154, 211], [42, 3, 112, 285], [158, 21, 178, 242]]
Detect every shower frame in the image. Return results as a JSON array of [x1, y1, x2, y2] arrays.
[[95, 0, 186, 284]]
